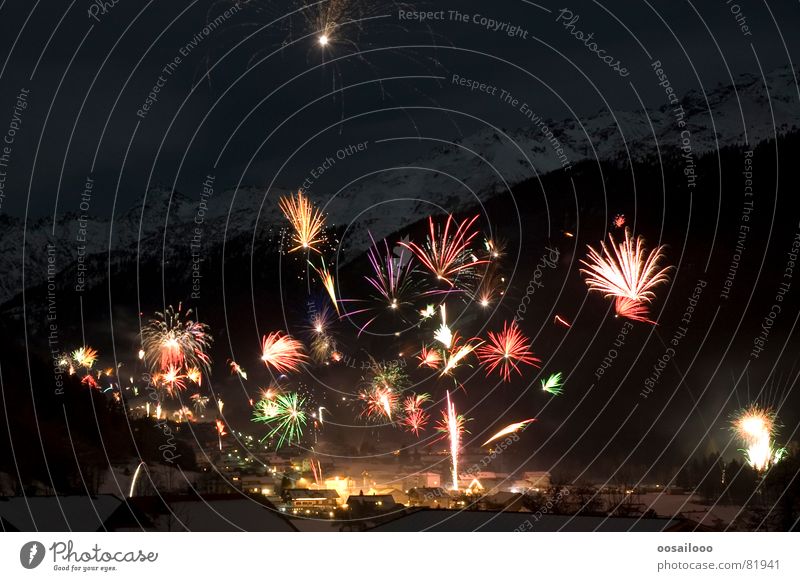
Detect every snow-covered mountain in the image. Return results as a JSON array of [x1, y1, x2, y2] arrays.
[[2, 66, 798, 308]]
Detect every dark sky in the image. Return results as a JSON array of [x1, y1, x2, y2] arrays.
[[2, 1, 800, 481], [0, 0, 797, 218]]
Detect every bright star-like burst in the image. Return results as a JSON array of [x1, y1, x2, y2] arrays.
[[253, 392, 308, 449], [476, 321, 540, 381], [279, 190, 326, 253], [260, 332, 308, 374], [580, 229, 671, 305], [400, 214, 488, 286], [142, 304, 212, 374], [541, 372, 564, 395]]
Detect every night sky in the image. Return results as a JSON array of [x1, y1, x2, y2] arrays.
[[2, 0, 800, 488]]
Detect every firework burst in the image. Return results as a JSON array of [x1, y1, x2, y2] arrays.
[[341, 234, 430, 335], [359, 385, 400, 422], [417, 345, 443, 369], [72, 346, 98, 369], [476, 321, 540, 381], [186, 367, 202, 386], [157, 365, 187, 396], [190, 393, 209, 415], [253, 392, 308, 449], [400, 393, 430, 435], [731, 405, 786, 473], [614, 296, 656, 324], [260, 331, 308, 374], [541, 372, 564, 395], [580, 229, 671, 304], [279, 190, 326, 253], [400, 214, 488, 287], [142, 304, 212, 374]]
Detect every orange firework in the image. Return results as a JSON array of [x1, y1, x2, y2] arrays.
[[260, 332, 308, 374], [613, 214, 625, 228], [312, 259, 339, 313], [482, 418, 535, 446], [72, 346, 98, 369], [476, 321, 540, 382], [417, 345, 442, 369], [279, 190, 326, 253], [159, 364, 187, 396], [400, 214, 488, 286], [441, 333, 481, 376], [359, 385, 399, 422], [186, 367, 202, 385]]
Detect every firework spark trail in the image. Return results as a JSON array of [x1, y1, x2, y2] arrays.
[[445, 391, 459, 490], [482, 418, 536, 446], [312, 259, 339, 314], [541, 372, 564, 395], [476, 321, 540, 381], [253, 392, 308, 449], [441, 334, 480, 377], [580, 229, 671, 304], [400, 214, 488, 286], [260, 331, 308, 373], [474, 268, 505, 308], [400, 393, 430, 435], [279, 190, 326, 253], [554, 315, 572, 328], [216, 419, 227, 451], [142, 304, 212, 374], [229, 360, 248, 380]]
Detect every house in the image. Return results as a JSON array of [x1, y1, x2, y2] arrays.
[[408, 487, 451, 508], [345, 493, 397, 517], [281, 488, 339, 510]]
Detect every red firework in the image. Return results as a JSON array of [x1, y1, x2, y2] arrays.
[[476, 321, 541, 381], [399, 214, 488, 286], [614, 296, 656, 324], [400, 393, 431, 435], [260, 332, 308, 374], [81, 374, 99, 389]]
